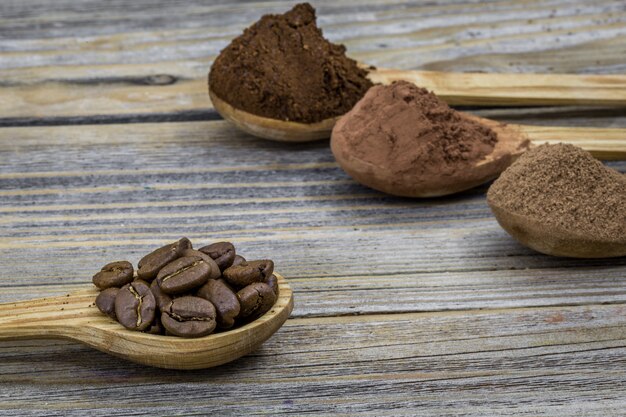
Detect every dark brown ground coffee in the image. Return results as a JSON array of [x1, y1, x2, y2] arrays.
[[488, 143, 626, 243], [209, 3, 373, 123]]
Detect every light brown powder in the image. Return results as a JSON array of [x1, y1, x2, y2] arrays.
[[488, 143, 626, 243]]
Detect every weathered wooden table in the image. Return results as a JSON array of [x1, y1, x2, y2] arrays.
[[1, 1, 625, 415]]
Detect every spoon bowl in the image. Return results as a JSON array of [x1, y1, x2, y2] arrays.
[[209, 69, 626, 142], [488, 203, 626, 258], [210, 90, 337, 142], [0, 273, 294, 370], [331, 113, 531, 198]]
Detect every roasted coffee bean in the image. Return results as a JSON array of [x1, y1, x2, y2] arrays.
[[150, 279, 172, 312], [197, 279, 240, 329], [218, 277, 236, 291], [237, 282, 277, 319], [264, 274, 279, 297], [115, 280, 156, 331], [137, 237, 192, 281], [144, 315, 164, 335], [232, 255, 246, 266], [92, 261, 134, 290], [156, 256, 211, 295], [95, 287, 119, 319], [161, 296, 217, 338], [198, 242, 235, 271], [93, 238, 277, 337], [182, 249, 221, 279], [223, 260, 274, 288]]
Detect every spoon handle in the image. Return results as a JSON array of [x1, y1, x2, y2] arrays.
[[0, 291, 95, 340], [518, 125, 626, 160], [369, 68, 626, 106]]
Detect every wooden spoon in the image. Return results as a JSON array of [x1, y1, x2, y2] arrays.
[[209, 70, 626, 142], [488, 203, 626, 258], [330, 113, 626, 198], [0, 273, 294, 370]]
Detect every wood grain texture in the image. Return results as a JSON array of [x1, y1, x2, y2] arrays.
[[1, 304, 625, 415], [1, 0, 626, 416], [369, 69, 626, 106], [520, 124, 626, 160], [0, 120, 624, 320]]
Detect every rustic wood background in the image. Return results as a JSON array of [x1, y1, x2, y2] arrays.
[[1, 0, 625, 415]]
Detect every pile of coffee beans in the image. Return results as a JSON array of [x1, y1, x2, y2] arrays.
[[93, 238, 278, 338]]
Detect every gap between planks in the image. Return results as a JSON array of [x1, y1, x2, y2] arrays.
[[284, 301, 626, 322], [0, 162, 340, 180], [0, 219, 503, 249]]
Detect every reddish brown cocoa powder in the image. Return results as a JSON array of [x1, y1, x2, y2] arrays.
[[331, 81, 498, 195], [209, 3, 373, 123], [488, 143, 626, 243]]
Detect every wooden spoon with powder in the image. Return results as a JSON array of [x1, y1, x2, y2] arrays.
[[208, 3, 626, 142], [330, 81, 626, 198], [487, 143, 625, 258]]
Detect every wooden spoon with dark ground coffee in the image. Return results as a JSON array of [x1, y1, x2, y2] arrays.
[[210, 69, 626, 142], [0, 273, 293, 370], [209, 2, 626, 142]]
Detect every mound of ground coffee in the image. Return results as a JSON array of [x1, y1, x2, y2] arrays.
[[209, 3, 373, 123], [331, 80, 499, 196], [487, 144, 626, 244], [93, 238, 279, 338]]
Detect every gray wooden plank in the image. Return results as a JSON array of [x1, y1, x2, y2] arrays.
[[0, 304, 625, 416]]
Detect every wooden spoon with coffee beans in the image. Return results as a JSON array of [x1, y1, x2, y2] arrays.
[[209, 70, 626, 142], [0, 273, 293, 370]]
